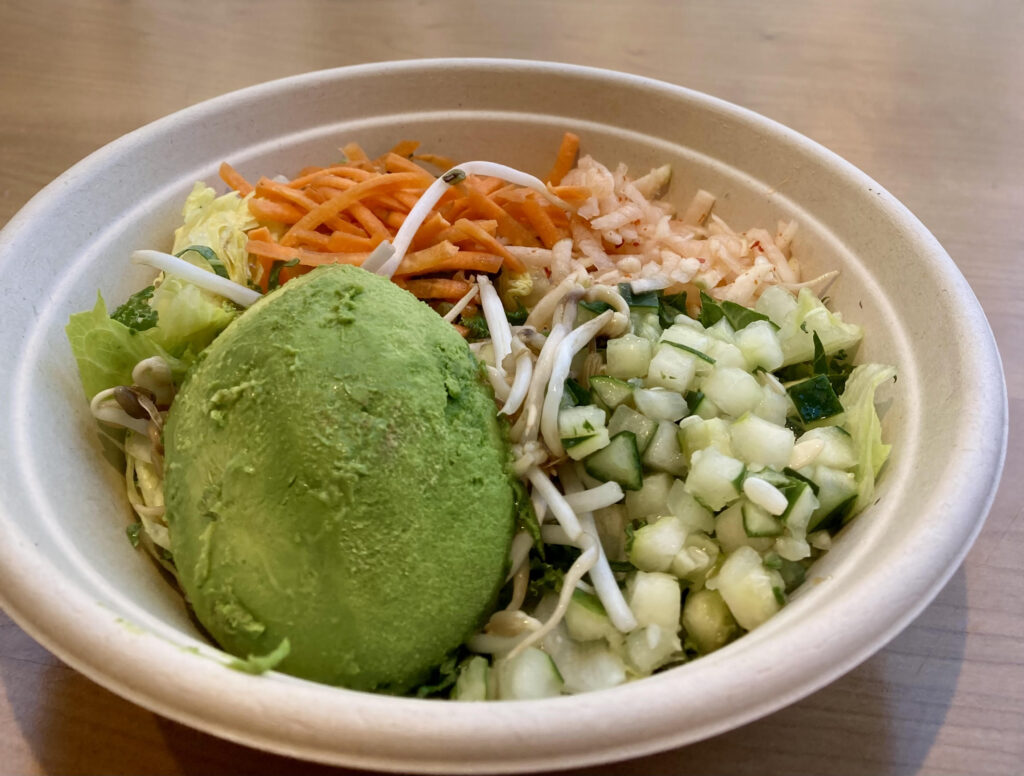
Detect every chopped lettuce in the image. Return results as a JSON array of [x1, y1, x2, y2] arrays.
[[840, 363, 897, 514], [145, 274, 238, 358], [758, 287, 863, 366], [65, 294, 183, 399], [171, 182, 258, 286]]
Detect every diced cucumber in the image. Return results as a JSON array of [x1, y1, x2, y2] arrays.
[[565, 589, 619, 643], [551, 639, 628, 694], [682, 589, 739, 654], [705, 316, 736, 341], [558, 404, 607, 441], [626, 571, 682, 632], [804, 464, 858, 531], [788, 375, 844, 423], [775, 288, 863, 366], [452, 655, 491, 701], [678, 416, 733, 460], [774, 535, 811, 561], [711, 546, 783, 631], [593, 504, 628, 562], [700, 367, 763, 418], [672, 532, 721, 585], [589, 375, 635, 412], [645, 343, 698, 393], [755, 285, 799, 327], [661, 323, 711, 352], [608, 405, 658, 454], [797, 426, 857, 470], [704, 339, 747, 370], [606, 334, 653, 379], [779, 481, 819, 541], [624, 472, 676, 520], [693, 394, 721, 419], [634, 387, 689, 422], [494, 647, 563, 700], [666, 478, 715, 533], [629, 515, 687, 572], [735, 319, 784, 372], [729, 413, 795, 469], [625, 624, 682, 675], [753, 384, 791, 426], [685, 447, 745, 510], [642, 420, 688, 476], [742, 500, 784, 537], [714, 501, 776, 554], [565, 428, 611, 460], [583, 431, 643, 490]]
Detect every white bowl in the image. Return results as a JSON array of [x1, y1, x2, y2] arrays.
[[0, 59, 1007, 772]]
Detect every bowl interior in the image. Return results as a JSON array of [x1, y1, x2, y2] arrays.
[[0, 60, 1005, 773]]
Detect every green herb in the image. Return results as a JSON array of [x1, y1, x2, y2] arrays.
[[110, 286, 159, 332], [618, 282, 660, 310], [787, 374, 844, 423], [721, 300, 771, 330], [772, 586, 787, 606], [774, 336, 855, 394], [685, 390, 705, 414], [460, 313, 490, 340], [176, 244, 230, 279], [580, 299, 614, 315], [267, 258, 300, 291], [125, 522, 142, 548], [664, 340, 716, 364], [608, 560, 635, 573], [412, 648, 466, 698], [762, 552, 783, 570], [506, 302, 529, 326], [562, 378, 591, 407], [658, 292, 688, 328], [512, 476, 543, 559], [624, 519, 642, 555], [697, 290, 725, 327], [782, 466, 821, 495]]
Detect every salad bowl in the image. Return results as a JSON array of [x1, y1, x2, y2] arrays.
[[0, 59, 1006, 772]]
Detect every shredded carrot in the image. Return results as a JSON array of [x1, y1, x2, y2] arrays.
[[414, 152, 458, 171], [396, 251, 504, 278], [394, 277, 474, 300], [451, 218, 527, 273], [326, 231, 382, 252], [219, 162, 253, 196], [248, 198, 306, 224], [392, 240, 460, 275], [388, 140, 421, 158], [546, 131, 580, 186], [342, 142, 369, 163], [549, 185, 590, 202], [465, 187, 540, 248], [383, 152, 435, 182], [348, 202, 392, 241], [280, 172, 426, 246], [522, 196, 562, 249], [290, 229, 332, 249]]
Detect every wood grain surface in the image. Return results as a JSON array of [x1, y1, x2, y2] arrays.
[[1, 1, 1021, 774]]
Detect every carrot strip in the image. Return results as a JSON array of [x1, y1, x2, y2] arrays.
[[290, 229, 332, 249], [392, 240, 460, 275], [414, 152, 458, 171], [467, 175, 505, 196], [383, 152, 436, 182], [522, 196, 562, 249], [298, 251, 371, 267], [280, 172, 426, 246], [395, 277, 474, 300], [396, 251, 503, 278], [452, 218, 527, 273], [290, 166, 373, 187], [388, 140, 421, 158], [465, 188, 540, 248], [326, 231, 381, 252], [219, 162, 253, 196], [451, 322, 470, 338], [342, 142, 369, 162], [546, 131, 580, 185], [408, 212, 452, 250], [549, 185, 590, 202], [249, 198, 305, 224], [393, 190, 422, 210], [297, 166, 323, 177], [348, 202, 392, 241]]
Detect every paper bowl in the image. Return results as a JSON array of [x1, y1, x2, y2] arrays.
[[0, 59, 1006, 772]]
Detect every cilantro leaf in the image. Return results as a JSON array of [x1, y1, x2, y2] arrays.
[[110, 286, 159, 332]]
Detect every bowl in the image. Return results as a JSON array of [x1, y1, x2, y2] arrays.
[[0, 59, 1007, 772]]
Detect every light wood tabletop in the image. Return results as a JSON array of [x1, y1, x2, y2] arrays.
[[1, 1, 1021, 774]]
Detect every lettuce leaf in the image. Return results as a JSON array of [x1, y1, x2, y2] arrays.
[[146, 274, 238, 358], [840, 363, 897, 514], [171, 182, 258, 286], [65, 293, 183, 399]]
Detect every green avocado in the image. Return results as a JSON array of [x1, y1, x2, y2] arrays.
[[163, 264, 514, 692]]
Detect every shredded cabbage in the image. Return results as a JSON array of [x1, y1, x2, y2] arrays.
[[840, 363, 898, 513], [171, 182, 258, 286]]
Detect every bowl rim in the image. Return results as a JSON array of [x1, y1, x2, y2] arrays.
[[0, 57, 1008, 773]]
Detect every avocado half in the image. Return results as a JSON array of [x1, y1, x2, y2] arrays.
[[163, 264, 514, 692]]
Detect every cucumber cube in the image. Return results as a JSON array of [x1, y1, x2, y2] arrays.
[[646, 344, 698, 393], [494, 647, 563, 700], [729, 413, 795, 469], [666, 478, 715, 533], [625, 624, 682, 675], [629, 515, 687, 572], [606, 334, 653, 379], [642, 420, 689, 476], [626, 571, 682, 632], [682, 588, 739, 654], [624, 472, 676, 521], [712, 546, 783, 631], [700, 367, 763, 418], [684, 447, 745, 510]]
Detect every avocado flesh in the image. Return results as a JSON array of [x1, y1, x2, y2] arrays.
[[163, 264, 514, 692]]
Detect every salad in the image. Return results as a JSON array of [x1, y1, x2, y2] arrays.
[[67, 133, 896, 698]]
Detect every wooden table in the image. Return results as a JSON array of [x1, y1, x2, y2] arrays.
[[1, 1, 1021, 773]]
